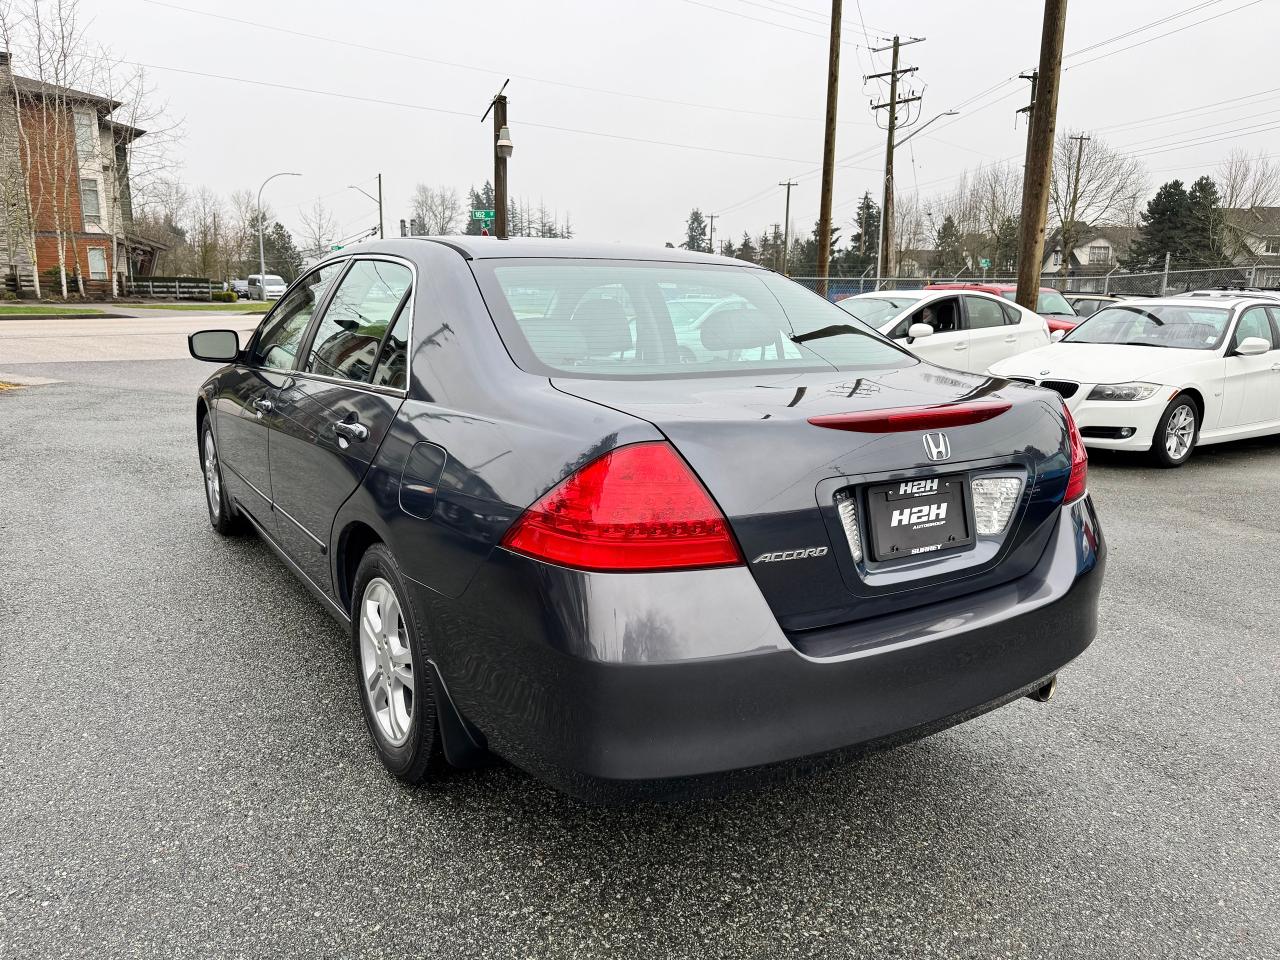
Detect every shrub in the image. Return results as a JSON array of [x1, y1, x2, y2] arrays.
[[210, 290, 238, 303]]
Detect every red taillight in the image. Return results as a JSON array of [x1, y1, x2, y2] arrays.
[[1062, 402, 1088, 503], [807, 400, 1012, 433], [500, 442, 743, 572]]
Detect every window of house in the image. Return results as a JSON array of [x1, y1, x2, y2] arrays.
[[1088, 245, 1111, 265], [1265, 238, 1280, 255], [87, 247, 107, 280], [73, 110, 97, 163], [80, 178, 101, 225]]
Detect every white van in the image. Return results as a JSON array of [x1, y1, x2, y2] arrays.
[[247, 274, 288, 301]]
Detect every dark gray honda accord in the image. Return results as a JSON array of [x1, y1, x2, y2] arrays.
[[188, 237, 1104, 801]]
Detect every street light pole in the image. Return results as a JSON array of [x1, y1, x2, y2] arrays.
[[257, 171, 300, 297], [349, 179, 384, 238]]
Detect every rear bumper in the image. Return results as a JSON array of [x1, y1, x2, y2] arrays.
[[416, 496, 1105, 802]]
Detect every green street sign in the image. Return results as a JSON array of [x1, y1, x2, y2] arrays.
[[471, 209, 495, 220], [330, 244, 344, 251], [979, 257, 991, 269]]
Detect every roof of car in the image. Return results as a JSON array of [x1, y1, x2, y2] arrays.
[[923, 282, 1061, 293], [1113, 296, 1260, 308], [364, 235, 765, 265]]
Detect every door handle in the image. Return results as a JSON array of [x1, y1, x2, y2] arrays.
[[1271, 363, 1280, 371], [1003, 335, 1017, 343], [334, 419, 369, 442], [253, 397, 274, 414], [953, 343, 968, 350]]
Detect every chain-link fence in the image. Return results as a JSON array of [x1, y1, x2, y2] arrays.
[[790, 265, 1278, 300]]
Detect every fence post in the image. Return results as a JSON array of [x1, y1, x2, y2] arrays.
[[1161, 252, 1171, 294], [1249, 264, 1258, 287], [1103, 265, 1117, 294]]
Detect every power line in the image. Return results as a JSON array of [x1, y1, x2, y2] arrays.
[[125, 60, 814, 164], [1064, 0, 1264, 70], [1063, 0, 1230, 58], [679, 0, 861, 45], [141, 0, 871, 129]]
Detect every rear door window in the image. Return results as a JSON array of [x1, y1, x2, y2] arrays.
[[964, 296, 1006, 330], [301, 260, 412, 383]]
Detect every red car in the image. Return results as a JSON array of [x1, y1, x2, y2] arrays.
[[924, 283, 1079, 333]]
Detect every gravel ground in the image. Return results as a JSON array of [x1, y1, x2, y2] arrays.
[[0, 358, 1276, 960]]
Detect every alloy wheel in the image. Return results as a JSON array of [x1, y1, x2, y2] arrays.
[[358, 577, 414, 746], [1164, 405, 1195, 461], [203, 431, 221, 519]]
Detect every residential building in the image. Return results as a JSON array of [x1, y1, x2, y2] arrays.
[[1220, 207, 1280, 286], [0, 49, 163, 297], [1040, 225, 1137, 275]]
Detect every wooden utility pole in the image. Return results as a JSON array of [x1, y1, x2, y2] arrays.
[[1015, 0, 1069, 311], [870, 36, 923, 287], [707, 213, 717, 253], [816, 0, 842, 298], [483, 80, 512, 239], [779, 179, 796, 275], [1058, 132, 1091, 284]]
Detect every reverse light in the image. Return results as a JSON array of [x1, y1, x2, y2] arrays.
[[808, 400, 1012, 433], [972, 477, 1023, 535], [834, 489, 862, 563], [1086, 381, 1160, 402], [500, 442, 743, 572], [1062, 402, 1089, 504]]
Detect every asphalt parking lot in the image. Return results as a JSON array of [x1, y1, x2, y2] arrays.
[[1, 321, 1276, 959]]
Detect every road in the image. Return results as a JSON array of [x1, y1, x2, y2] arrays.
[[0, 320, 1276, 959]]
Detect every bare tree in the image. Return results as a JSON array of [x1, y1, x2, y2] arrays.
[[297, 198, 336, 257], [1218, 148, 1280, 210], [411, 183, 461, 235], [1050, 130, 1147, 278]]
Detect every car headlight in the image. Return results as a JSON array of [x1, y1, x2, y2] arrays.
[[1087, 381, 1160, 401]]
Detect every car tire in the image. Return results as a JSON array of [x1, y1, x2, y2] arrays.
[[1151, 396, 1198, 468], [200, 419, 244, 535], [351, 543, 447, 784]]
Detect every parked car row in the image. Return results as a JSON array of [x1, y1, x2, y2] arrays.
[[840, 285, 1280, 467]]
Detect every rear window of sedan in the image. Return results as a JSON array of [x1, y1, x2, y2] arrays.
[[472, 259, 914, 379]]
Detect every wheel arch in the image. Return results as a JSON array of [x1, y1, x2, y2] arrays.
[[335, 520, 384, 614], [196, 395, 210, 456], [1176, 386, 1205, 421]]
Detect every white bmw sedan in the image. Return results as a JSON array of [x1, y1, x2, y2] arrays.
[[988, 297, 1280, 467], [838, 289, 1049, 374]]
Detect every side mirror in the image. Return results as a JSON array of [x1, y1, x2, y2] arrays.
[[907, 322, 935, 340], [1233, 336, 1270, 357], [1051, 329, 1066, 342], [189, 329, 240, 363]]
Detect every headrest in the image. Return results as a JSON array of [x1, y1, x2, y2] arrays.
[[700, 308, 780, 352], [573, 298, 633, 356]]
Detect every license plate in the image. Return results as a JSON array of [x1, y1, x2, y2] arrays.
[[865, 474, 972, 562]]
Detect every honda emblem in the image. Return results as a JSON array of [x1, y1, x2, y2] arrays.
[[922, 432, 951, 462]]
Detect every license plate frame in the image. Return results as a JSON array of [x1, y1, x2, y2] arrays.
[[864, 473, 973, 563]]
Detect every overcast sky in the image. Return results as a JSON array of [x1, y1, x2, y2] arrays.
[[86, 0, 1278, 247]]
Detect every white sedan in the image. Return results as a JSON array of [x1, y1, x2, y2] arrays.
[[988, 297, 1280, 467], [838, 289, 1049, 374]]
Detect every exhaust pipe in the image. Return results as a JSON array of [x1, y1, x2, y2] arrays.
[[1027, 676, 1057, 703]]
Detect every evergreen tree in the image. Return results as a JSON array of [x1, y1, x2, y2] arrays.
[[932, 215, 965, 276], [1128, 180, 1192, 269], [1187, 175, 1228, 266], [719, 238, 737, 259], [263, 221, 302, 281], [682, 209, 709, 251], [992, 216, 1019, 274], [853, 192, 880, 259], [737, 231, 758, 263], [464, 182, 496, 235]]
